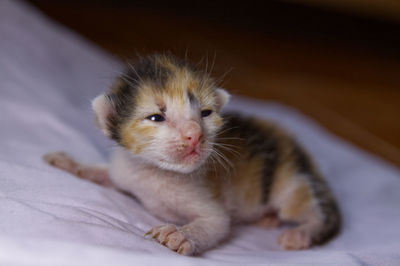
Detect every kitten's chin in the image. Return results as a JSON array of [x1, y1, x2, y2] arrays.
[[155, 153, 208, 174], [157, 158, 204, 174]]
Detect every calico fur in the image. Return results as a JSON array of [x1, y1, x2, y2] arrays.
[[44, 53, 340, 255]]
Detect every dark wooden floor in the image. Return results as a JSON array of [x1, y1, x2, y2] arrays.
[[29, 1, 400, 166]]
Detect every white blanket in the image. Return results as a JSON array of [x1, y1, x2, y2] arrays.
[[1, 1, 400, 265]]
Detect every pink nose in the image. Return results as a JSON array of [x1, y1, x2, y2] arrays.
[[182, 122, 202, 147]]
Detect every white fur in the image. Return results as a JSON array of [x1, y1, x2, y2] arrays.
[[90, 88, 265, 254], [109, 147, 231, 254], [101, 88, 233, 254], [215, 88, 230, 111], [92, 94, 112, 137]]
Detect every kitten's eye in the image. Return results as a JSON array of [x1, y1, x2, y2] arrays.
[[201, 109, 212, 117], [146, 114, 165, 122]]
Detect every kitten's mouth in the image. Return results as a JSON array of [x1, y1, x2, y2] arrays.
[[183, 147, 200, 160], [159, 144, 209, 173], [165, 142, 208, 168], [178, 144, 204, 165]]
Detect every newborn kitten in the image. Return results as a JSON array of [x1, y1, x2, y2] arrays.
[[44, 54, 340, 255]]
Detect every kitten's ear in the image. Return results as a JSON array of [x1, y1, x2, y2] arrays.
[[215, 88, 231, 111], [92, 94, 113, 137]]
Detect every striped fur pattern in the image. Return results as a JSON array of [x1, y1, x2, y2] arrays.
[[46, 54, 340, 255], [212, 113, 340, 246]]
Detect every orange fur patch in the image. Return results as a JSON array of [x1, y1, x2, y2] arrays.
[[121, 120, 156, 154], [120, 121, 138, 149], [269, 163, 313, 221], [280, 182, 312, 220], [231, 155, 264, 208]]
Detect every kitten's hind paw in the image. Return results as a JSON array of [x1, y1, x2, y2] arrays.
[[43, 152, 78, 171], [256, 213, 280, 228], [278, 228, 311, 250]]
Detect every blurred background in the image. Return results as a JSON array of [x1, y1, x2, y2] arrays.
[[28, 0, 400, 166]]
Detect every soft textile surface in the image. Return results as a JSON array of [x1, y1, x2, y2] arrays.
[[1, 1, 400, 265]]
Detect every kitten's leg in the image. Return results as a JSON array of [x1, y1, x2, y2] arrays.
[[43, 152, 113, 187], [146, 201, 230, 255], [273, 174, 340, 250]]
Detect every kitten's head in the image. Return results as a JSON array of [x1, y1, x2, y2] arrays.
[[92, 54, 230, 173]]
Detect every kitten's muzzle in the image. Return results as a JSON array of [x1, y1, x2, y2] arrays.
[[180, 121, 203, 149]]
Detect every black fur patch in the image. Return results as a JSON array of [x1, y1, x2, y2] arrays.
[[126, 55, 171, 89], [106, 55, 172, 144], [188, 91, 197, 106], [291, 140, 313, 174], [220, 113, 279, 203], [307, 173, 341, 244], [290, 141, 341, 244]]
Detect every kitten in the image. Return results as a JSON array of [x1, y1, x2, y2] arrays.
[[44, 54, 340, 255]]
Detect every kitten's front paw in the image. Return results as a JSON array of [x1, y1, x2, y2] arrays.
[[145, 224, 195, 255], [278, 228, 311, 250]]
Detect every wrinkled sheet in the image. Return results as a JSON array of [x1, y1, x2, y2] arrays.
[[1, 1, 400, 265]]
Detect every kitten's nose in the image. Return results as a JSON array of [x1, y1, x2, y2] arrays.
[[182, 122, 202, 147]]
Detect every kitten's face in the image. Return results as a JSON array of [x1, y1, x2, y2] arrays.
[[123, 81, 224, 173], [93, 55, 230, 173]]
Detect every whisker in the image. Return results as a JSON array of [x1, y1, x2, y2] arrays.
[[213, 126, 241, 137], [212, 143, 241, 157], [216, 137, 244, 141], [213, 147, 233, 168], [215, 67, 234, 88], [205, 51, 209, 76], [206, 151, 218, 174], [209, 51, 217, 77], [120, 76, 137, 87], [127, 63, 144, 83], [210, 151, 229, 174], [204, 147, 229, 172]]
